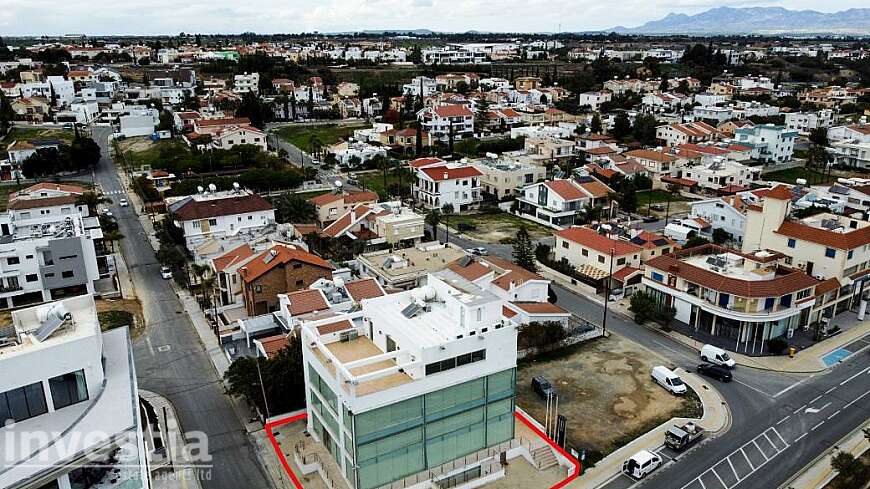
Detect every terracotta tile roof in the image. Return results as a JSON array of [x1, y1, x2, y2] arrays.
[[576, 179, 613, 198], [345, 191, 379, 204], [174, 194, 273, 220], [774, 221, 870, 250], [448, 258, 492, 282], [344, 278, 385, 302], [212, 244, 255, 272], [196, 117, 251, 127], [257, 334, 289, 359], [624, 149, 676, 162], [509, 302, 569, 315], [645, 254, 819, 297], [613, 266, 643, 282], [584, 146, 616, 155], [544, 180, 585, 200], [814, 278, 841, 296], [661, 176, 698, 188], [7, 195, 78, 210], [286, 289, 330, 316], [420, 165, 483, 182], [502, 306, 518, 319], [765, 185, 793, 201], [309, 192, 343, 206], [409, 157, 445, 168], [316, 319, 354, 335], [242, 245, 333, 283], [556, 227, 643, 256], [691, 217, 711, 228], [433, 105, 473, 118], [22, 182, 85, 195]]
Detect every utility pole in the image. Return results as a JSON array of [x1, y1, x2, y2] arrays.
[[602, 248, 614, 336], [255, 354, 271, 420]]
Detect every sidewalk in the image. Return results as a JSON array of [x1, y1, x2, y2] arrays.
[[783, 420, 870, 489], [568, 368, 730, 488], [608, 299, 870, 374], [140, 389, 205, 489]]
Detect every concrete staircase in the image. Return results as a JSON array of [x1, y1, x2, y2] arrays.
[[532, 445, 558, 470]]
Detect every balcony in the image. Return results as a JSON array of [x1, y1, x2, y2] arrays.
[[0, 285, 22, 294]]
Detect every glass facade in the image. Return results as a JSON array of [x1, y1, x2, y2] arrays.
[[49, 370, 88, 410], [349, 368, 516, 489]]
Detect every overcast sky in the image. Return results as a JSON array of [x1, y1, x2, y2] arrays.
[[1, 0, 867, 36]]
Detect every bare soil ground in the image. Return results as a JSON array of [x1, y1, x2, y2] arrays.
[[117, 136, 155, 153], [95, 297, 146, 338], [517, 333, 696, 462]]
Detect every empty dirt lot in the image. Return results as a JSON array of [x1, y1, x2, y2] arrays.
[[517, 332, 700, 464]]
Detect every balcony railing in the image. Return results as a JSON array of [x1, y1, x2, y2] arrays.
[[0, 285, 23, 293]]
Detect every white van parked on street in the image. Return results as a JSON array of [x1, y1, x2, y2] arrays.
[[701, 344, 736, 368], [651, 366, 687, 395], [622, 450, 662, 479]]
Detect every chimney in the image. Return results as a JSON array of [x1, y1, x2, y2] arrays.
[[443, 172, 449, 180]]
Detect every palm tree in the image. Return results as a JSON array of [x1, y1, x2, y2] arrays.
[[424, 209, 441, 241], [102, 229, 124, 253], [76, 191, 111, 216], [190, 263, 211, 298], [441, 203, 454, 244]]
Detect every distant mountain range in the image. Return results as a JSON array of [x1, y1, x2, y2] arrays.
[[611, 7, 870, 35]]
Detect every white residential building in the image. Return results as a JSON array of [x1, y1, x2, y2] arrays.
[[402, 76, 438, 98], [413, 161, 483, 211], [677, 158, 762, 192], [0, 295, 149, 489], [732, 125, 797, 164], [331, 141, 388, 167], [784, 110, 834, 135], [830, 141, 870, 169], [233, 72, 260, 94], [517, 178, 612, 229], [472, 156, 546, 198], [693, 106, 733, 123], [299, 273, 518, 489], [690, 197, 748, 243], [577, 91, 612, 112], [694, 93, 727, 106], [417, 105, 475, 142], [656, 121, 719, 147], [168, 189, 276, 250]]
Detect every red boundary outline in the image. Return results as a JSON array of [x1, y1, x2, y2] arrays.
[[265, 411, 581, 489]]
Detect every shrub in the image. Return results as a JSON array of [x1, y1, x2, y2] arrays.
[[768, 337, 789, 355], [98, 310, 134, 331]]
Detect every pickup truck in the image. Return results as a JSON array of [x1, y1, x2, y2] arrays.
[[664, 422, 704, 451]]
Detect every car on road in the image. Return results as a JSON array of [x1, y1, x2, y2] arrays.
[[651, 204, 666, 211], [531, 376, 556, 399], [466, 247, 488, 256], [696, 363, 733, 382], [119, 199, 128, 207], [622, 450, 662, 479], [651, 366, 687, 395], [700, 344, 736, 368], [160, 266, 173, 279], [642, 216, 659, 223], [101, 208, 112, 217]]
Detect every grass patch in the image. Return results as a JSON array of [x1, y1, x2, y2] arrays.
[[273, 124, 368, 153], [1, 127, 75, 159], [95, 298, 145, 337], [637, 189, 691, 206], [447, 210, 552, 240], [98, 310, 135, 331], [358, 168, 414, 199], [763, 166, 834, 185], [119, 138, 189, 170]]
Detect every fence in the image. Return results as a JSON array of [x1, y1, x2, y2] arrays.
[[517, 315, 603, 360]]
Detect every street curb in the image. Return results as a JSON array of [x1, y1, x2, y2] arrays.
[[778, 420, 870, 489]]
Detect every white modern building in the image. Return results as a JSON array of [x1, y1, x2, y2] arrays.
[[402, 76, 438, 98], [733, 125, 797, 164], [299, 273, 518, 489], [413, 162, 483, 211], [417, 105, 475, 142], [168, 188, 276, 251], [577, 91, 612, 112], [233, 72, 260, 94], [693, 106, 733, 124], [677, 158, 762, 193], [689, 197, 748, 243], [784, 110, 834, 135], [517, 178, 612, 229], [0, 295, 149, 489]]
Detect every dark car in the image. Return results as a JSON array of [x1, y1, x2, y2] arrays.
[[532, 376, 556, 399], [697, 363, 733, 382], [642, 216, 659, 223]]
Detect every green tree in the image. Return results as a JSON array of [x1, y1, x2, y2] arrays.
[[224, 335, 306, 416], [611, 111, 632, 140], [441, 203, 454, 244], [830, 451, 864, 485], [512, 226, 538, 273], [590, 113, 602, 134], [712, 228, 730, 245], [617, 178, 637, 213], [75, 191, 111, 216], [102, 229, 124, 253], [684, 235, 711, 249], [629, 291, 657, 325], [424, 209, 441, 239], [632, 114, 659, 146], [274, 193, 316, 223]]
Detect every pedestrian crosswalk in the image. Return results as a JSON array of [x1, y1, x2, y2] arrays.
[[102, 190, 127, 196]]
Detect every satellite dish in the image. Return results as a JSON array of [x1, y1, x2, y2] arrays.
[[197, 186, 204, 193], [208, 183, 217, 192], [335, 180, 343, 188], [233, 181, 240, 190]]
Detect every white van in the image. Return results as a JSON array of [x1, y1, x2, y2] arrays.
[[622, 450, 662, 479], [701, 344, 736, 369], [651, 366, 687, 395]]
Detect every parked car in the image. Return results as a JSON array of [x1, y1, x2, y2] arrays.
[[664, 422, 704, 451], [651, 366, 687, 395], [622, 450, 662, 480], [642, 216, 659, 223], [160, 266, 173, 279], [700, 344, 736, 368], [531, 376, 556, 399], [651, 204, 666, 211], [466, 247, 488, 256], [119, 199, 129, 207], [696, 363, 733, 382], [101, 208, 112, 217]]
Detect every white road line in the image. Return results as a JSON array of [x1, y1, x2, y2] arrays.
[[712, 469, 728, 489], [828, 410, 841, 420], [844, 390, 870, 409], [794, 433, 807, 443], [840, 366, 870, 386], [773, 428, 788, 447], [739, 449, 755, 470], [809, 395, 822, 404], [727, 457, 740, 482], [773, 374, 815, 398], [763, 433, 779, 452], [697, 477, 706, 489], [776, 415, 790, 426], [811, 421, 825, 431], [824, 386, 837, 395], [793, 404, 807, 415], [753, 441, 769, 461], [733, 379, 773, 397]]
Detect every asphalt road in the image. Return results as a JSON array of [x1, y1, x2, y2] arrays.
[[91, 126, 273, 489], [436, 225, 870, 489]]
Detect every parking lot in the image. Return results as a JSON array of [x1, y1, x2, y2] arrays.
[[516, 332, 700, 463]]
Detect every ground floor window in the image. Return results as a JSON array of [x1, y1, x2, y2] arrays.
[[49, 370, 88, 410]]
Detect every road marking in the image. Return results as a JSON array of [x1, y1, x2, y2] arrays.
[[773, 428, 788, 447], [844, 390, 870, 409], [773, 375, 814, 398], [763, 433, 780, 452], [824, 386, 837, 395], [840, 366, 870, 386], [809, 395, 822, 404], [734, 379, 773, 397], [146, 336, 156, 356], [697, 478, 706, 489], [828, 410, 841, 420], [794, 433, 807, 443], [727, 458, 740, 482], [811, 421, 825, 431], [805, 402, 831, 414], [753, 441, 769, 461], [776, 415, 790, 426], [712, 469, 727, 488], [739, 449, 755, 470], [793, 404, 807, 415]]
